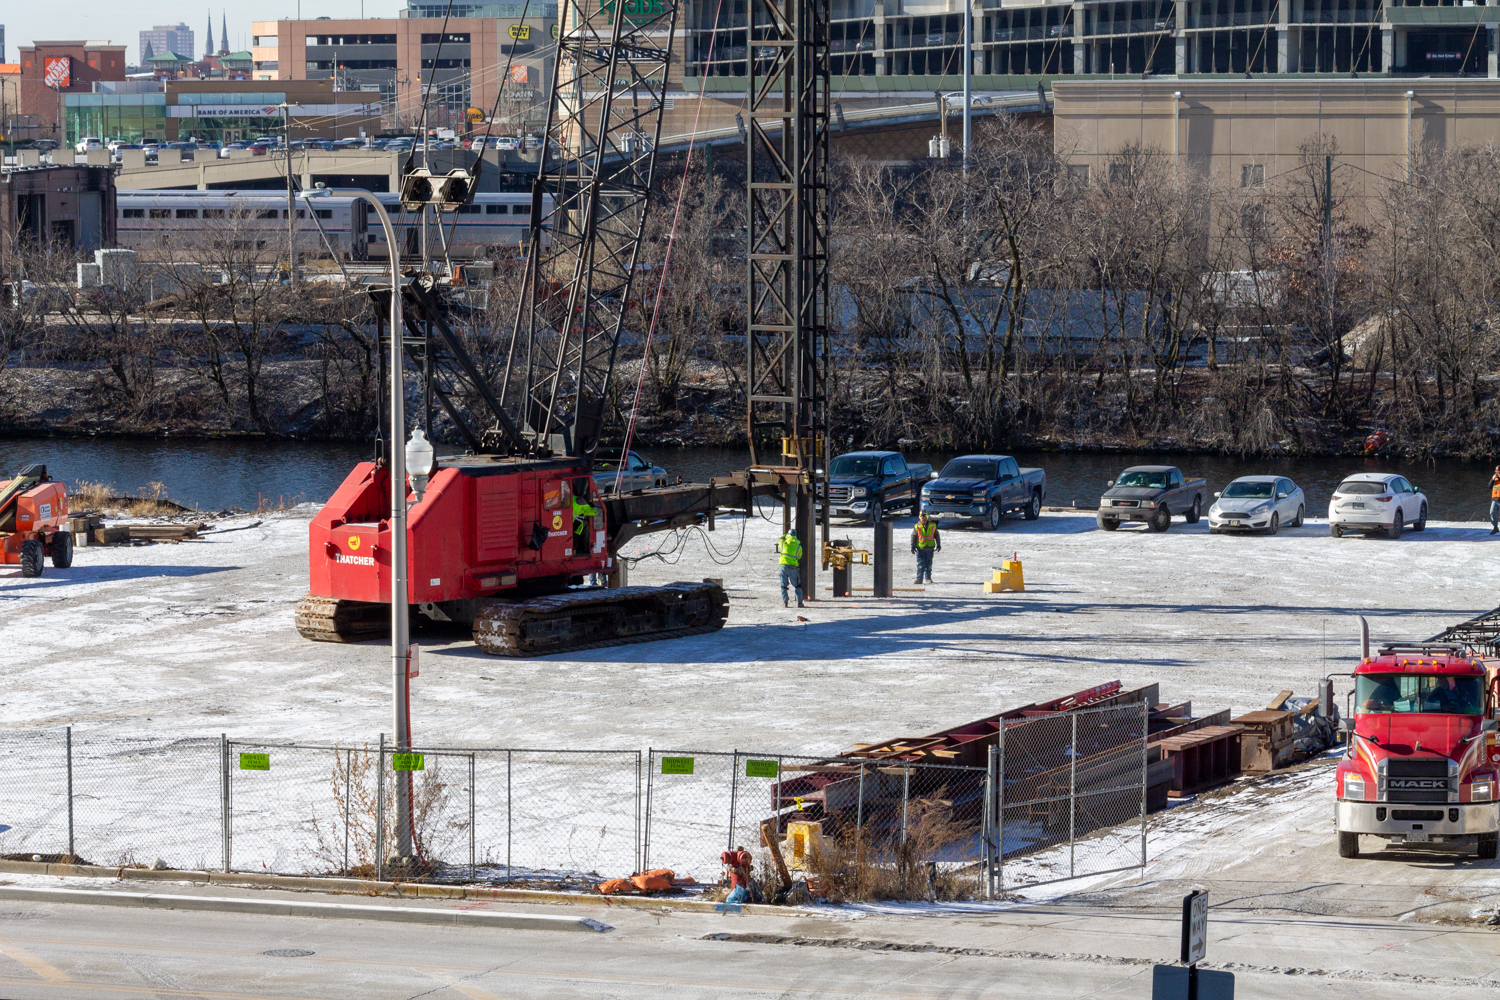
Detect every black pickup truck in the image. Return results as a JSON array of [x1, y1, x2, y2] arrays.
[[920, 454, 1047, 530], [822, 451, 933, 524]]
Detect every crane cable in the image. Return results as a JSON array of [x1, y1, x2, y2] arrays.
[[608, 0, 727, 495]]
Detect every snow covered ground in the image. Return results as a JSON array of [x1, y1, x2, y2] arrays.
[[7, 506, 1500, 751]]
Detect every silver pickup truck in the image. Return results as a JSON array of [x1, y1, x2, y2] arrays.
[[1097, 465, 1208, 532]]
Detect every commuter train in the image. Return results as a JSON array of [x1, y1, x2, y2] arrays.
[[114, 189, 553, 261]]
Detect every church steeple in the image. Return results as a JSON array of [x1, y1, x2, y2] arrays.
[[221, 10, 230, 55], [205, 11, 215, 57]]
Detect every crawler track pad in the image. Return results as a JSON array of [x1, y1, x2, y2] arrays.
[[472, 582, 729, 657]]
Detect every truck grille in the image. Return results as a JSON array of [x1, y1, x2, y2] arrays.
[[1384, 759, 1451, 803], [826, 485, 853, 503], [1112, 499, 1139, 507]]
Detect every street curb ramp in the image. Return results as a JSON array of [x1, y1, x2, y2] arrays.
[[0, 886, 613, 933]]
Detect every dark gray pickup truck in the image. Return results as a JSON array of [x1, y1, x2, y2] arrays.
[[920, 454, 1047, 530], [1097, 465, 1208, 532]]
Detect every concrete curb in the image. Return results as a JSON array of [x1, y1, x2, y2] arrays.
[[0, 860, 800, 917], [0, 886, 613, 932]]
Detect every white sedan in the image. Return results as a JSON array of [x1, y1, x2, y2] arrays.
[[1328, 473, 1428, 539], [1207, 476, 1305, 535]]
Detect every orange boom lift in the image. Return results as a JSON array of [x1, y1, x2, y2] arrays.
[[0, 464, 74, 577]]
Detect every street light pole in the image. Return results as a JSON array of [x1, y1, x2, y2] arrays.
[[281, 102, 298, 284], [962, 0, 972, 170]]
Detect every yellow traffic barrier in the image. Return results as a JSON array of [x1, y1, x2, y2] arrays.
[[984, 553, 1024, 593]]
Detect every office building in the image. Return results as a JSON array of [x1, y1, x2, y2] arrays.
[[251, 1, 558, 130], [64, 78, 382, 144], [0, 163, 116, 265], [140, 24, 195, 65]]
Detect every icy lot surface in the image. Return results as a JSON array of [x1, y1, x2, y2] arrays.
[[7, 507, 1499, 751]]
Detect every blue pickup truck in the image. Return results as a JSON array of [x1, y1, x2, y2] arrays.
[[920, 454, 1047, 529], [821, 451, 934, 524]]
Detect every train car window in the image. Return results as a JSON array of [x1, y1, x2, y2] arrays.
[[282, 209, 306, 219], [256, 209, 278, 219], [314, 209, 333, 219], [487, 204, 505, 214], [230, 209, 253, 219], [202, 208, 225, 218], [122, 208, 144, 218], [148, 208, 171, 219], [176, 209, 198, 219], [458, 204, 481, 214], [512, 205, 528, 214]]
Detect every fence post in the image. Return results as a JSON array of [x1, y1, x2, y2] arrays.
[[643, 750, 654, 872], [1068, 712, 1078, 879], [635, 751, 642, 874], [1139, 700, 1150, 871], [220, 734, 230, 873], [469, 752, 476, 882], [996, 722, 1006, 897], [376, 733, 386, 882], [727, 750, 739, 853], [855, 761, 865, 857], [65, 727, 74, 862], [900, 766, 911, 845], [506, 749, 512, 883], [984, 745, 996, 900], [343, 749, 351, 876]]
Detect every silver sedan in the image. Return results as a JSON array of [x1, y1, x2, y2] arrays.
[[1207, 476, 1305, 535]]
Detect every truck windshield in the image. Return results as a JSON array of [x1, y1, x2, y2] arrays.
[[1115, 470, 1169, 488], [1356, 674, 1483, 714], [830, 456, 881, 476], [940, 460, 997, 479], [1222, 481, 1274, 498]]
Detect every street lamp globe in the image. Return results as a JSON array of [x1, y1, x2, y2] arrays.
[[406, 428, 435, 501]]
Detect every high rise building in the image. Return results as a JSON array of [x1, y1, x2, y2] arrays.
[[139, 23, 194, 63], [1, 25, 6, 64]]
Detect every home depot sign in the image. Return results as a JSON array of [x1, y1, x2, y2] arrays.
[[43, 56, 71, 89]]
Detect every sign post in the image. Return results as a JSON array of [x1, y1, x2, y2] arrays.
[[1152, 890, 1232, 1000]]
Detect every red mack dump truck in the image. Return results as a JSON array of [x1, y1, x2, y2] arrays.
[[1334, 629, 1500, 859]]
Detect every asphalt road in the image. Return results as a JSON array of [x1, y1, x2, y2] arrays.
[[1, 890, 1498, 1000]]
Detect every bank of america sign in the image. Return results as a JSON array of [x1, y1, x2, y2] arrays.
[[168, 103, 381, 118]]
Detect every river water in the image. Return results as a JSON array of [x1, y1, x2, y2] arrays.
[[3, 439, 1497, 522]]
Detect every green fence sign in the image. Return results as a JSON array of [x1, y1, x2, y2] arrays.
[[744, 759, 779, 778], [392, 753, 425, 772], [238, 752, 270, 771], [660, 756, 694, 775]]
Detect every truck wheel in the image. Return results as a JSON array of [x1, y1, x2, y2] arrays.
[[987, 505, 1002, 531], [1148, 506, 1171, 532], [1338, 832, 1360, 858], [1387, 510, 1403, 540], [20, 539, 44, 578], [1266, 513, 1279, 536], [1185, 496, 1202, 523], [1098, 517, 1119, 531], [1414, 503, 1427, 532], [1479, 833, 1498, 860], [868, 500, 883, 525], [1024, 491, 1041, 521], [50, 531, 73, 569]]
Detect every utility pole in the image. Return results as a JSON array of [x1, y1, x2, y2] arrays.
[[962, 0, 971, 171], [282, 103, 297, 284]]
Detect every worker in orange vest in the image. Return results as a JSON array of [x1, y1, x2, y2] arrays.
[[1490, 465, 1500, 534]]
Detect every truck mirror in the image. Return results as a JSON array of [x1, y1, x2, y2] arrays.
[[1106, 480, 1114, 488], [1484, 719, 1498, 733], [1319, 678, 1334, 719]]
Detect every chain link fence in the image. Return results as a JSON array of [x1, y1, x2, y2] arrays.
[[0, 726, 1147, 897], [988, 701, 1149, 893]]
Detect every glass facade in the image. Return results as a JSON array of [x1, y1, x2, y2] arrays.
[[64, 93, 168, 144]]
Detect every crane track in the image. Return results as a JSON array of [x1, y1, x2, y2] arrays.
[[474, 582, 728, 657], [295, 583, 729, 656]]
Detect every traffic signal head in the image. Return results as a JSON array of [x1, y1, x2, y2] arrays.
[[398, 168, 474, 214]]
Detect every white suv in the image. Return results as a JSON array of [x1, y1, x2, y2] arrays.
[[75, 137, 103, 153], [1328, 473, 1428, 539]]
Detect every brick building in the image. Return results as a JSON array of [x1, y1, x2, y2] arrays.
[[16, 41, 127, 140], [0, 163, 116, 267]]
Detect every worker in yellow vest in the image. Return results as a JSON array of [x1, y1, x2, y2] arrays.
[[1490, 465, 1500, 534], [572, 478, 599, 554], [777, 529, 804, 608], [910, 510, 941, 584]]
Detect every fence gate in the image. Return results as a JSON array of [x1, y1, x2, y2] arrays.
[[988, 701, 1149, 894]]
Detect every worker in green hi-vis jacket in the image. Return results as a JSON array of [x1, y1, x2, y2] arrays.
[[776, 529, 804, 608]]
